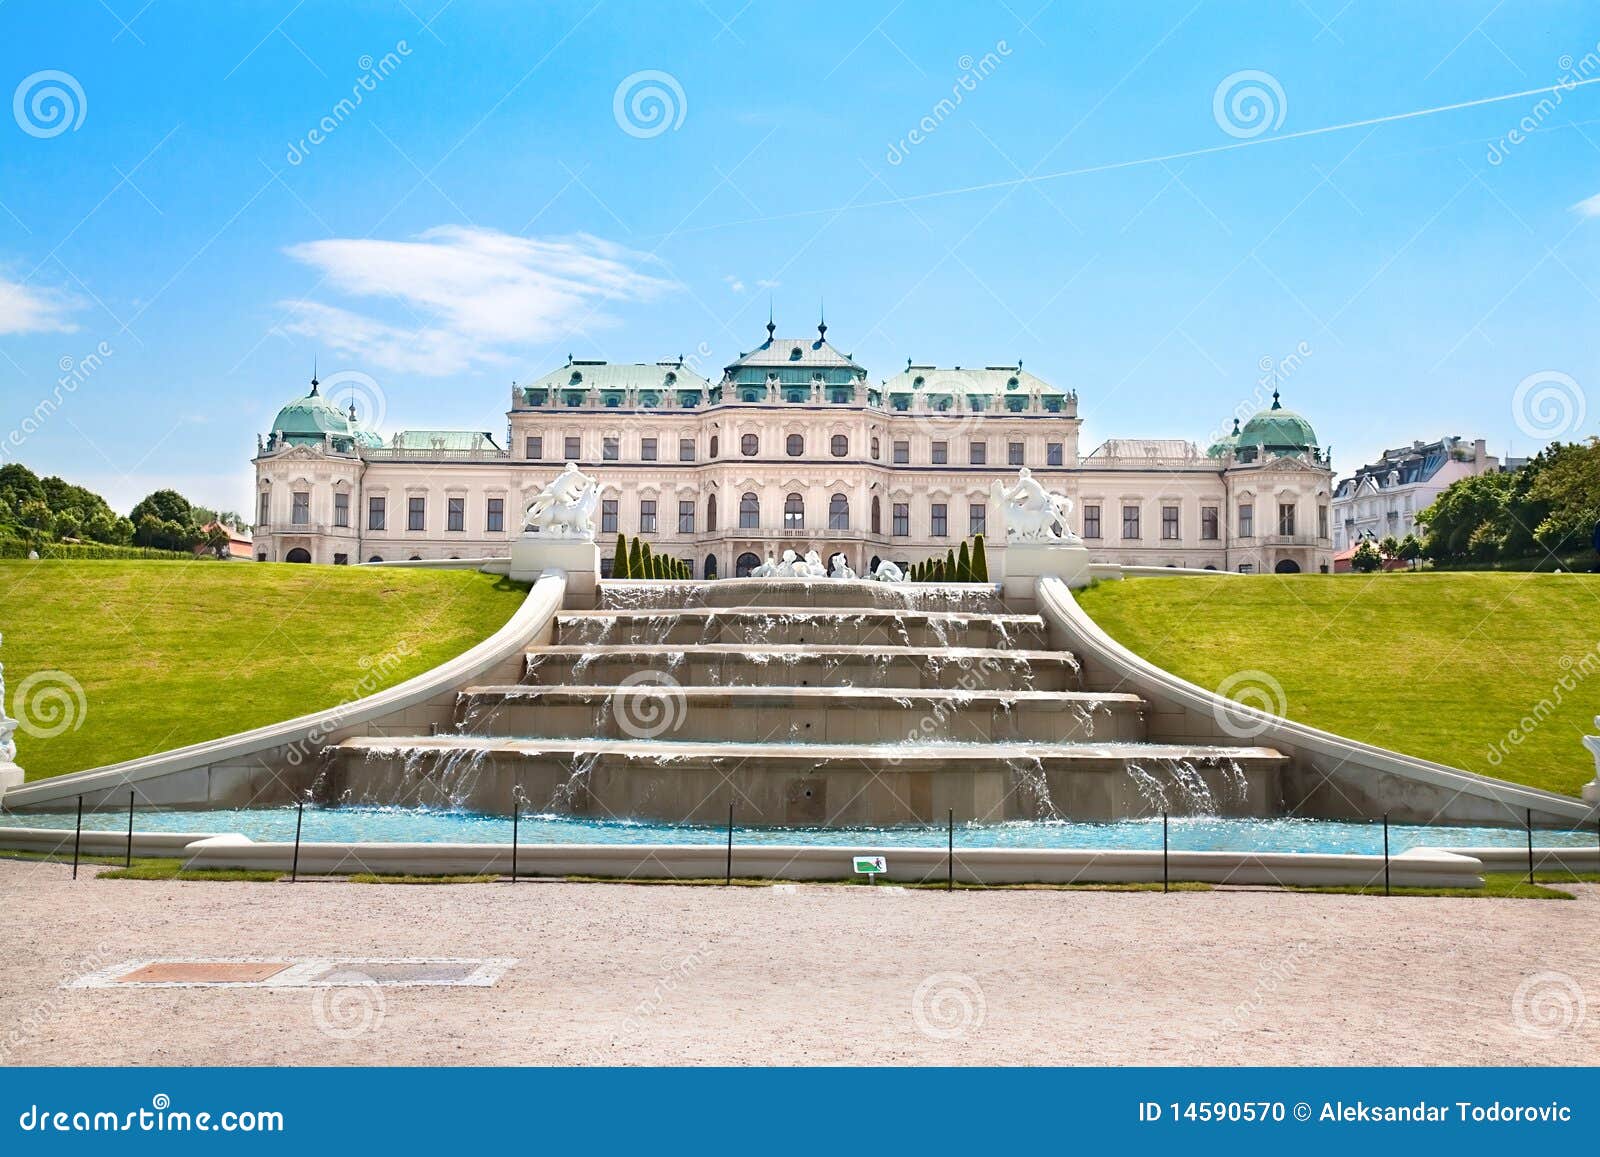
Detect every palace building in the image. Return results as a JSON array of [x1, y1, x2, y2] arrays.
[[253, 318, 1336, 576]]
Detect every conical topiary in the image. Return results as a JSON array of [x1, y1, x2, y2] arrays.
[[628, 536, 643, 578], [971, 534, 988, 582], [956, 540, 972, 582], [945, 548, 957, 580], [613, 533, 629, 578]]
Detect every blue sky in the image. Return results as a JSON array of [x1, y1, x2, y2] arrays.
[[3, 0, 1599, 513]]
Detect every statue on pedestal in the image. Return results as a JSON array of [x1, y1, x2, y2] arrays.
[[0, 632, 19, 770], [991, 467, 1080, 543], [523, 463, 603, 540]]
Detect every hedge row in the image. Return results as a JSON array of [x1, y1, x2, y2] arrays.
[[0, 538, 202, 561]]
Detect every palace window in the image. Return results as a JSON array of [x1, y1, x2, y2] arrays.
[[831, 434, 848, 457], [640, 500, 657, 533], [601, 499, 618, 534], [291, 492, 309, 526], [1008, 442, 1024, 466], [1121, 505, 1140, 540], [1047, 442, 1063, 467], [368, 496, 386, 531], [709, 435, 719, 458], [680, 438, 695, 462], [564, 435, 581, 459], [1318, 504, 1329, 539], [707, 493, 718, 532], [486, 497, 505, 533], [931, 503, 948, 537], [679, 500, 695, 534], [448, 497, 465, 532], [932, 441, 948, 465], [892, 503, 909, 537], [871, 496, 881, 535], [1278, 503, 1296, 536], [1082, 504, 1100, 539], [525, 436, 542, 460], [603, 437, 619, 461], [871, 436, 880, 460], [786, 433, 804, 457], [408, 496, 425, 531], [333, 553, 348, 566], [742, 433, 758, 456], [969, 502, 986, 536], [259, 491, 270, 526], [333, 492, 349, 528], [600, 556, 614, 578], [641, 437, 658, 461], [969, 441, 986, 465], [828, 493, 849, 530], [893, 440, 909, 464], [1238, 503, 1254, 538], [784, 492, 805, 529], [739, 492, 759, 529], [1200, 506, 1219, 541]]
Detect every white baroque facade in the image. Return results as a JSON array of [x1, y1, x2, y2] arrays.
[[1331, 436, 1497, 552], [253, 321, 1336, 576]]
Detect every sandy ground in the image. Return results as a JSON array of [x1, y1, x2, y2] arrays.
[[2, 857, 1596, 1066]]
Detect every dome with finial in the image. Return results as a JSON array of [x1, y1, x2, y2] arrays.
[[1207, 417, 1242, 458], [269, 371, 354, 443], [1237, 390, 1319, 457]]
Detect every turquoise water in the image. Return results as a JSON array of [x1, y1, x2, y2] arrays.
[[4, 805, 1596, 855]]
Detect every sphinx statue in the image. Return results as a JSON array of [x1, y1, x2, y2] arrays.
[[523, 463, 603, 540], [991, 467, 1080, 543]]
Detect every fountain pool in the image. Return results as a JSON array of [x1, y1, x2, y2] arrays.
[[4, 806, 1595, 856]]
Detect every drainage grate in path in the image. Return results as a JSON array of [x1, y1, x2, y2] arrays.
[[70, 958, 515, 989]]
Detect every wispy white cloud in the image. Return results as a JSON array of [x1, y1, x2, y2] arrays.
[[275, 226, 676, 375], [0, 275, 80, 335], [724, 275, 746, 293], [1571, 192, 1600, 218]]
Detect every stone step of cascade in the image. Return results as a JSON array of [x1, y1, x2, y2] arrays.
[[521, 645, 1079, 691], [552, 608, 1047, 649], [330, 736, 1288, 825], [600, 578, 1007, 613], [455, 685, 1145, 744]]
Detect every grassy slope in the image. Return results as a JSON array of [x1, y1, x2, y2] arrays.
[[1075, 572, 1600, 797], [0, 561, 527, 780]]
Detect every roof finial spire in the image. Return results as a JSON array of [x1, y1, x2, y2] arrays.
[[1271, 388, 1281, 410], [817, 299, 827, 340], [310, 356, 319, 395], [766, 298, 775, 341]]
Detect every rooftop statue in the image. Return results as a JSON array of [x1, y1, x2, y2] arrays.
[[992, 467, 1080, 544], [523, 462, 603, 540]]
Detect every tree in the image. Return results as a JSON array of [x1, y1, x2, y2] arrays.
[[1350, 539, 1381, 573], [1397, 533, 1422, 568], [956, 540, 972, 582], [0, 463, 45, 519], [130, 489, 202, 551], [1525, 437, 1600, 554], [613, 533, 629, 578], [971, 534, 988, 582], [945, 548, 957, 579], [628, 536, 643, 578], [1378, 535, 1399, 563], [1417, 471, 1514, 562]]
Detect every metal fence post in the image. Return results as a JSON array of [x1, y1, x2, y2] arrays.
[[291, 799, 304, 882], [511, 794, 520, 883], [725, 802, 733, 886], [1526, 807, 1534, 885], [947, 808, 954, 892], [125, 789, 134, 870], [1382, 813, 1390, 897], [1162, 812, 1169, 893], [72, 795, 83, 880]]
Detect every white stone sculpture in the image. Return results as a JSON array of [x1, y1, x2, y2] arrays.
[[992, 467, 1080, 543], [801, 550, 828, 577], [523, 462, 603, 540], [1583, 716, 1600, 803], [749, 553, 778, 578], [828, 553, 856, 580], [772, 549, 802, 577], [871, 559, 904, 583], [0, 631, 18, 773]]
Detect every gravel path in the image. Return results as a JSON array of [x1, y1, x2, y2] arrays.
[[2, 859, 1596, 1066]]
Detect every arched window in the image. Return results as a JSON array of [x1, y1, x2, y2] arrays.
[[786, 433, 804, 456], [871, 436, 880, 460], [828, 493, 849, 530], [831, 434, 848, 457], [735, 551, 760, 577], [705, 554, 719, 579], [706, 493, 718, 531], [367, 555, 383, 563], [784, 493, 805, 529], [285, 548, 312, 563], [741, 433, 758, 456], [870, 496, 881, 534], [709, 434, 719, 458], [739, 492, 759, 529]]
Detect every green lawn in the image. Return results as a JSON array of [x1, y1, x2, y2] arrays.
[[0, 561, 527, 780], [1075, 572, 1600, 797]]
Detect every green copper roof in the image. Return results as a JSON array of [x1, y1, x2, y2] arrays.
[[270, 380, 355, 442], [1238, 392, 1318, 455], [388, 430, 504, 453], [1207, 418, 1242, 458], [879, 364, 1068, 396], [524, 359, 711, 393]]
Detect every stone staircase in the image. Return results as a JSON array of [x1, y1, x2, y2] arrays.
[[325, 580, 1288, 826]]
